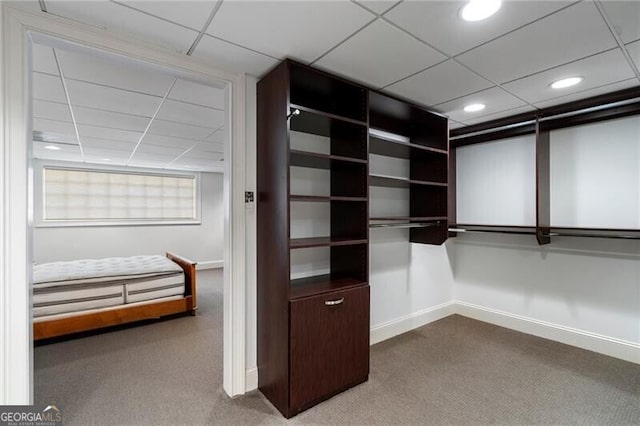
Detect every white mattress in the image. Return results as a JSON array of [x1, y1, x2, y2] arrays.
[[34, 255, 183, 289], [33, 255, 186, 318]]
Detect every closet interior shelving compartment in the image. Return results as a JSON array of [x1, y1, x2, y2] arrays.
[[257, 59, 450, 418], [449, 87, 640, 244]]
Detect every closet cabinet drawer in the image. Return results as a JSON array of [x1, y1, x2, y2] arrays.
[[289, 285, 370, 413]]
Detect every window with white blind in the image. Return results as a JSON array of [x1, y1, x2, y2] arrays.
[[40, 167, 199, 226]]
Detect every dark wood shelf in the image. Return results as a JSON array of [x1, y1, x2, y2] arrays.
[[290, 236, 368, 249], [290, 195, 367, 202], [370, 216, 448, 222], [369, 174, 448, 188], [369, 128, 448, 159], [289, 275, 367, 300], [290, 104, 367, 127], [290, 150, 367, 169]]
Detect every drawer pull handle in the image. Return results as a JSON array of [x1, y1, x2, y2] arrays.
[[325, 298, 344, 306]]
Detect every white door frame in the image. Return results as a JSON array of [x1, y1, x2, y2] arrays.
[[0, 4, 247, 403]]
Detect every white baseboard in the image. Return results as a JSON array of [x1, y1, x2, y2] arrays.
[[245, 367, 258, 392], [370, 301, 456, 345], [455, 301, 640, 365], [196, 260, 224, 270]]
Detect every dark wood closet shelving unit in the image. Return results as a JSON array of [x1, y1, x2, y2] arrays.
[[368, 90, 449, 244], [449, 86, 640, 244], [258, 60, 370, 418]]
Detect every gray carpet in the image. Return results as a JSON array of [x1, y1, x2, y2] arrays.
[[35, 270, 640, 425]]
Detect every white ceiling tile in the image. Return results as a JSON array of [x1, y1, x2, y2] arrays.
[[353, 1, 401, 15], [148, 119, 214, 141], [84, 157, 128, 167], [33, 118, 76, 136], [449, 121, 467, 130], [205, 1, 374, 62], [385, 1, 570, 56], [385, 60, 493, 106], [503, 49, 635, 104], [33, 100, 72, 122], [156, 99, 224, 129], [130, 152, 177, 163], [600, 1, 640, 44], [142, 134, 197, 149], [205, 130, 224, 144], [456, 2, 617, 84], [32, 44, 59, 75], [119, 1, 219, 31], [46, 1, 199, 54], [533, 79, 640, 109], [435, 87, 528, 123], [77, 124, 142, 143], [169, 79, 225, 110], [81, 137, 137, 152], [82, 147, 132, 158], [315, 20, 447, 88], [461, 105, 537, 126], [191, 34, 279, 77], [57, 49, 175, 96], [33, 141, 83, 161], [73, 106, 151, 132], [624, 39, 640, 71], [66, 80, 162, 117], [135, 143, 187, 157], [33, 72, 66, 103]]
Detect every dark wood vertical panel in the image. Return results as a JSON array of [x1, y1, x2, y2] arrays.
[[289, 286, 370, 416], [536, 118, 551, 245], [257, 61, 291, 416], [448, 146, 457, 237]]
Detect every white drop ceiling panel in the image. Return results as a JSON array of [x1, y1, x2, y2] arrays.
[[142, 134, 197, 150], [503, 49, 635, 104], [73, 106, 151, 133], [77, 124, 142, 143], [82, 147, 132, 159], [81, 137, 137, 152], [135, 143, 186, 157], [205, 1, 375, 63], [353, 1, 400, 15], [33, 141, 83, 161], [456, 2, 617, 84], [119, 0, 218, 31], [33, 72, 67, 103], [83, 157, 127, 166], [460, 105, 536, 126], [384, 1, 570, 57], [623, 39, 640, 71], [130, 152, 177, 163], [148, 119, 213, 141], [533, 79, 640, 109], [187, 149, 224, 160], [191, 34, 279, 77], [169, 79, 225, 110], [205, 130, 224, 144], [66, 80, 163, 117], [436, 87, 527, 123], [32, 44, 59, 75], [33, 100, 72, 123], [600, 1, 640, 44], [315, 20, 446, 88], [46, 1, 199, 54], [57, 49, 175, 96], [33, 118, 76, 136], [156, 99, 224, 129], [386, 60, 493, 106]]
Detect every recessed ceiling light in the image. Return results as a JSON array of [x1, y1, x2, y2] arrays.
[[44, 145, 61, 150], [460, 0, 502, 22], [464, 103, 486, 113], [550, 76, 583, 89]]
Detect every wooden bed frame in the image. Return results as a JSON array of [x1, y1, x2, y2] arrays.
[[33, 252, 197, 341]]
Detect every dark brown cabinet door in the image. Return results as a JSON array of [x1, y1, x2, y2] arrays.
[[289, 285, 370, 414]]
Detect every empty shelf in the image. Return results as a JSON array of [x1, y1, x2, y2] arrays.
[[290, 236, 368, 249], [369, 128, 448, 159], [290, 195, 367, 202], [290, 150, 367, 169], [289, 275, 367, 300], [369, 174, 448, 188]]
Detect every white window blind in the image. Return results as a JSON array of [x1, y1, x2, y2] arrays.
[[43, 168, 197, 222]]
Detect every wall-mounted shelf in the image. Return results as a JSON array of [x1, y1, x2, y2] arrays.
[[290, 275, 367, 300], [290, 150, 367, 169], [369, 128, 448, 158], [290, 236, 368, 249], [290, 195, 367, 202], [369, 173, 448, 188]]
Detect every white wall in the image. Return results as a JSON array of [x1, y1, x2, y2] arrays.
[[33, 171, 224, 264]]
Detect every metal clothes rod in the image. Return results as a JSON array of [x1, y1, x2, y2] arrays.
[[371, 222, 439, 229], [546, 232, 640, 240], [448, 227, 536, 235]]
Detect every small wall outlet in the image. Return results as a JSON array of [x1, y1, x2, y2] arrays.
[[245, 191, 254, 204]]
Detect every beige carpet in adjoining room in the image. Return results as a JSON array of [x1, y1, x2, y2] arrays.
[[35, 270, 640, 425]]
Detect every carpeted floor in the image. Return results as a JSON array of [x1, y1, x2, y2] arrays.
[[35, 270, 640, 425]]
